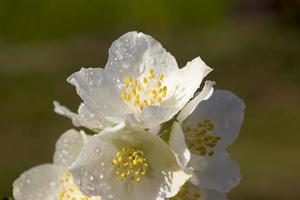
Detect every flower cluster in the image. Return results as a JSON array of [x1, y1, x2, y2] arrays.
[[13, 32, 245, 200]]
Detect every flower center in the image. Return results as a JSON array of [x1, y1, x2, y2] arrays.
[[183, 119, 221, 157], [58, 171, 100, 200], [112, 147, 148, 183], [120, 69, 167, 112]]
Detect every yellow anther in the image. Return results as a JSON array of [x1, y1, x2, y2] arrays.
[[137, 84, 142, 91], [143, 100, 148, 107], [162, 86, 167, 92], [118, 156, 123, 162], [159, 74, 164, 81], [157, 97, 162, 104], [162, 86, 167, 97], [143, 77, 148, 84], [132, 160, 138, 165], [149, 69, 155, 79], [121, 173, 126, 178], [183, 119, 221, 157], [121, 70, 167, 110], [112, 159, 118, 166], [155, 81, 162, 88], [150, 99, 155, 105], [139, 104, 144, 110], [134, 96, 140, 106], [132, 87, 137, 95], [125, 76, 132, 88], [120, 92, 127, 100], [127, 93, 132, 101], [151, 90, 158, 98], [206, 124, 214, 131], [112, 147, 148, 183]]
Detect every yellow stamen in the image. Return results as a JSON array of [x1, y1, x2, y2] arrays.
[[112, 147, 148, 183]]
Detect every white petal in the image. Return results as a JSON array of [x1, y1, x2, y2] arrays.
[[70, 125, 191, 200], [183, 90, 245, 148], [67, 68, 130, 128], [105, 31, 178, 84], [177, 81, 215, 122], [13, 164, 65, 200], [169, 122, 191, 167], [54, 101, 104, 131], [126, 106, 178, 128], [53, 129, 89, 167], [189, 152, 241, 192], [163, 57, 212, 110]]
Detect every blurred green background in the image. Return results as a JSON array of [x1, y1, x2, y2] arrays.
[[1, 0, 300, 199]]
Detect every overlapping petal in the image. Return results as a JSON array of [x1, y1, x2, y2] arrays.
[[163, 57, 212, 109], [188, 152, 240, 193], [13, 164, 65, 200], [13, 129, 102, 200], [70, 123, 191, 200], [53, 129, 89, 167], [169, 122, 191, 167]]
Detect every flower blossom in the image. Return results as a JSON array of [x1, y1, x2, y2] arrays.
[[13, 129, 101, 200], [54, 31, 213, 130], [169, 90, 245, 195], [69, 122, 191, 200]]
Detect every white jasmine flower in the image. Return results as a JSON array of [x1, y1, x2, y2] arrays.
[[54, 31, 212, 130], [13, 129, 101, 200], [169, 90, 245, 193], [70, 122, 191, 200]]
